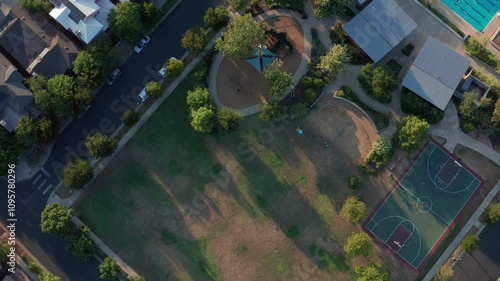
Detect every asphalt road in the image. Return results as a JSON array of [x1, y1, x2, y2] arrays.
[[1, 0, 213, 279]]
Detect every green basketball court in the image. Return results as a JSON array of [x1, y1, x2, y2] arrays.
[[364, 140, 483, 269]]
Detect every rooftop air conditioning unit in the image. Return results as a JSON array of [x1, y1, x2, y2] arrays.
[[0, 120, 6, 126]]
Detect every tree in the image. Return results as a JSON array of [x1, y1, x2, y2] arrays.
[[37, 117, 58, 144], [39, 271, 62, 281], [15, 116, 37, 147], [141, 2, 161, 29], [217, 107, 243, 131], [41, 203, 74, 236], [355, 263, 390, 281], [492, 99, 500, 126], [359, 64, 396, 103], [145, 81, 163, 98], [459, 92, 479, 121], [99, 257, 121, 281], [65, 226, 94, 261], [313, 0, 350, 18], [19, 0, 50, 13], [108, 2, 142, 43], [0, 146, 18, 176], [461, 234, 480, 254], [187, 87, 212, 111], [122, 111, 140, 127], [401, 89, 444, 124], [435, 265, 454, 281], [317, 44, 351, 80], [63, 159, 93, 189], [215, 13, 266, 60], [85, 133, 118, 159], [340, 196, 366, 223], [128, 276, 146, 281], [182, 27, 208, 54], [396, 116, 429, 150], [73, 38, 117, 88], [259, 100, 285, 121], [204, 5, 229, 29], [366, 136, 392, 168], [482, 203, 500, 225], [190, 106, 215, 133], [263, 59, 293, 98], [166, 59, 184, 77], [344, 231, 372, 257], [0, 242, 9, 264]]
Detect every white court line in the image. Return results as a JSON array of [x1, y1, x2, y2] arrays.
[[42, 184, 53, 196], [365, 142, 433, 229], [398, 183, 451, 226], [41, 167, 50, 176], [37, 179, 47, 190], [31, 174, 43, 185]]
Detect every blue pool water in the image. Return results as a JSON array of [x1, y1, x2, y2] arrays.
[[441, 0, 500, 31]]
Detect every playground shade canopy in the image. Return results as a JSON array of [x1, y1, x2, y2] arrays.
[[245, 45, 278, 73]]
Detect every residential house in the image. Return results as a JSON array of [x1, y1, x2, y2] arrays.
[[49, 0, 115, 44], [402, 37, 471, 111], [0, 54, 38, 133]]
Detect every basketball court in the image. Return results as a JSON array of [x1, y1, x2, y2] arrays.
[[364, 140, 483, 270]]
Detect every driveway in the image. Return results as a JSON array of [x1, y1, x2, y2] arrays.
[[0, 0, 214, 279]]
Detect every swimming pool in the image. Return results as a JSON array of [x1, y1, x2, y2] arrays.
[[441, 0, 500, 31]]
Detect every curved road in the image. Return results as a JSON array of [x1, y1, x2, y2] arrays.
[[1, 0, 213, 279]]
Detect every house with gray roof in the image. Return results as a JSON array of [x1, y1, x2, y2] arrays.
[[402, 37, 471, 111], [0, 54, 38, 133], [343, 0, 417, 62]]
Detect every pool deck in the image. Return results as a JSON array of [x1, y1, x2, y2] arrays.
[[432, 0, 500, 58]]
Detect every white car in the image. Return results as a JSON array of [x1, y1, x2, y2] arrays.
[[134, 36, 151, 53], [158, 57, 177, 78], [106, 67, 122, 86], [137, 88, 148, 102]]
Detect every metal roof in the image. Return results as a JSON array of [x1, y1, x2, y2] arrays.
[[343, 0, 416, 62], [402, 37, 470, 111]]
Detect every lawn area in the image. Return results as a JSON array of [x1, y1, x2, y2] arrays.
[[76, 66, 417, 281]]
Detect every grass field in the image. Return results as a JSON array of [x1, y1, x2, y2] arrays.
[[76, 66, 418, 281]]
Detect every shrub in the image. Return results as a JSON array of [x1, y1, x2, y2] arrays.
[[401, 88, 444, 124], [288, 103, 308, 119], [347, 175, 360, 189], [301, 76, 313, 88], [166, 59, 184, 76], [27, 259, 43, 274], [304, 88, 319, 106], [260, 101, 285, 121], [358, 64, 397, 103], [217, 107, 243, 131], [401, 43, 414, 57], [286, 225, 299, 238], [465, 37, 500, 73], [122, 110, 140, 126]]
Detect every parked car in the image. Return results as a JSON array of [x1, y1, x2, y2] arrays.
[[158, 57, 177, 78], [134, 36, 151, 53], [137, 88, 148, 102], [106, 67, 123, 85]]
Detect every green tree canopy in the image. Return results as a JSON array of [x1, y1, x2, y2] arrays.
[[215, 13, 266, 60], [41, 203, 74, 236], [181, 27, 208, 54], [145, 81, 163, 98], [459, 92, 479, 121], [482, 203, 500, 225], [435, 265, 454, 281], [317, 44, 351, 80], [66, 226, 93, 261], [128, 276, 146, 281], [108, 2, 142, 43], [396, 115, 429, 150], [355, 263, 390, 281], [73, 37, 117, 89], [141, 2, 161, 29], [204, 5, 230, 29], [359, 64, 397, 103], [0, 242, 10, 264], [85, 133, 118, 159], [99, 257, 121, 281], [63, 159, 93, 189], [492, 99, 500, 126], [39, 271, 62, 281], [366, 136, 393, 168], [166, 59, 184, 76], [344, 231, 372, 257], [190, 106, 215, 133], [313, 0, 350, 18], [263, 59, 293, 98], [461, 234, 480, 254], [15, 116, 37, 147], [19, 0, 50, 13], [122, 110, 140, 127], [37, 117, 58, 144], [259, 100, 285, 121], [217, 107, 243, 131], [187, 87, 212, 111], [340, 196, 366, 223]]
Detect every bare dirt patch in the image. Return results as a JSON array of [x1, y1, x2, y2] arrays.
[[216, 16, 304, 109]]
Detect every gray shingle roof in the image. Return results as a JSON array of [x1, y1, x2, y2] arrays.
[[343, 0, 417, 62], [402, 37, 471, 111]]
